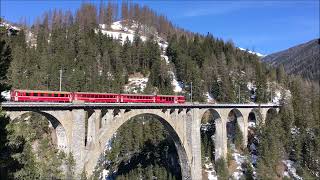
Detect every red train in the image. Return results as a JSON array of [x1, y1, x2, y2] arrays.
[[10, 89, 186, 104]]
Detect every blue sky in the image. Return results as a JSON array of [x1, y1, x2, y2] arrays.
[[1, 0, 319, 54]]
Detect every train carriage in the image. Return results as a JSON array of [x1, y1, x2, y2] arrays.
[[73, 92, 119, 103], [10, 89, 72, 102], [155, 95, 186, 104], [120, 94, 155, 103]]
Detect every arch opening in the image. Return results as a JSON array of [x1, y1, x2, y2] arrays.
[[200, 109, 221, 163], [9, 111, 68, 151], [227, 109, 244, 151], [266, 108, 278, 122], [94, 113, 189, 180], [247, 109, 260, 167], [200, 109, 225, 179]]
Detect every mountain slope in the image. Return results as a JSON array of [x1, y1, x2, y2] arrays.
[[262, 39, 320, 80]]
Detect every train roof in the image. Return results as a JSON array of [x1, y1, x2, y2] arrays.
[[74, 92, 119, 95], [157, 95, 185, 97], [13, 89, 71, 94], [121, 93, 155, 96]]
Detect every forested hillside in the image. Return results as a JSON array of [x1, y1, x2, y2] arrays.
[[0, 1, 319, 180], [262, 39, 320, 81], [1, 1, 277, 102]]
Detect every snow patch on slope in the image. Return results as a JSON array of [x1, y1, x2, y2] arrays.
[[238, 47, 265, 57], [124, 76, 149, 93], [204, 162, 218, 180], [1, 91, 10, 101], [98, 21, 183, 93], [205, 92, 214, 103], [0, 21, 21, 31], [283, 160, 303, 180], [232, 151, 247, 179], [161, 54, 170, 64], [168, 71, 183, 93]]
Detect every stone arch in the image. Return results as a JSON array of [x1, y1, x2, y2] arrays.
[[226, 108, 245, 148], [90, 109, 192, 179], [7, 111, 69, 151], [248, 108, 263, 126], [247, 109, 261, 158], [265, 108, 278, 122], [200, 109, 225, 161]]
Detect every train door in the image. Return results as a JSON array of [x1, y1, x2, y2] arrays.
[[69, 93, 73, 102], [14, 91, 18, 101]]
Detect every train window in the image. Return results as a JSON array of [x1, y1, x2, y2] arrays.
[[54, 94, 58, 97], [26, 92, 30, 96]]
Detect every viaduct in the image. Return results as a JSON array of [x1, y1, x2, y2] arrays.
[[2, 102, 279, 180]]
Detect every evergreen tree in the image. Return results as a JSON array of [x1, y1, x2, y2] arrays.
[[215, 158, 229, 179], [65, 152, 76, 180]]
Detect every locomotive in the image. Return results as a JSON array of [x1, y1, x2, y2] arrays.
[[8, 89, 186, 104]]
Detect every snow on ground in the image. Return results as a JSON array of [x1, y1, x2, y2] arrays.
[[97, 21, 147, 45], [238, 47, 265, 57], [283, 160, 303, 180], [247, 82, 256, 91], [291, 127, 300, 136], [248, 121, 256, 128], [24, 115, 31, 121], [124, 76, 149, 93], [161, 54, 170, 64], [205, 92, 214, 103], [158, 40, 168, 52], [97, 28, 147, 44], [204, 162, 218, 180], [0, 21, 21, 31], [169, 71, 183, 93], [101, 169, 110, 180], [272, 90, 281, 104], [201, 123, 213, 132], [1, 91, 10, 101], [232, 151, 247, 179]]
